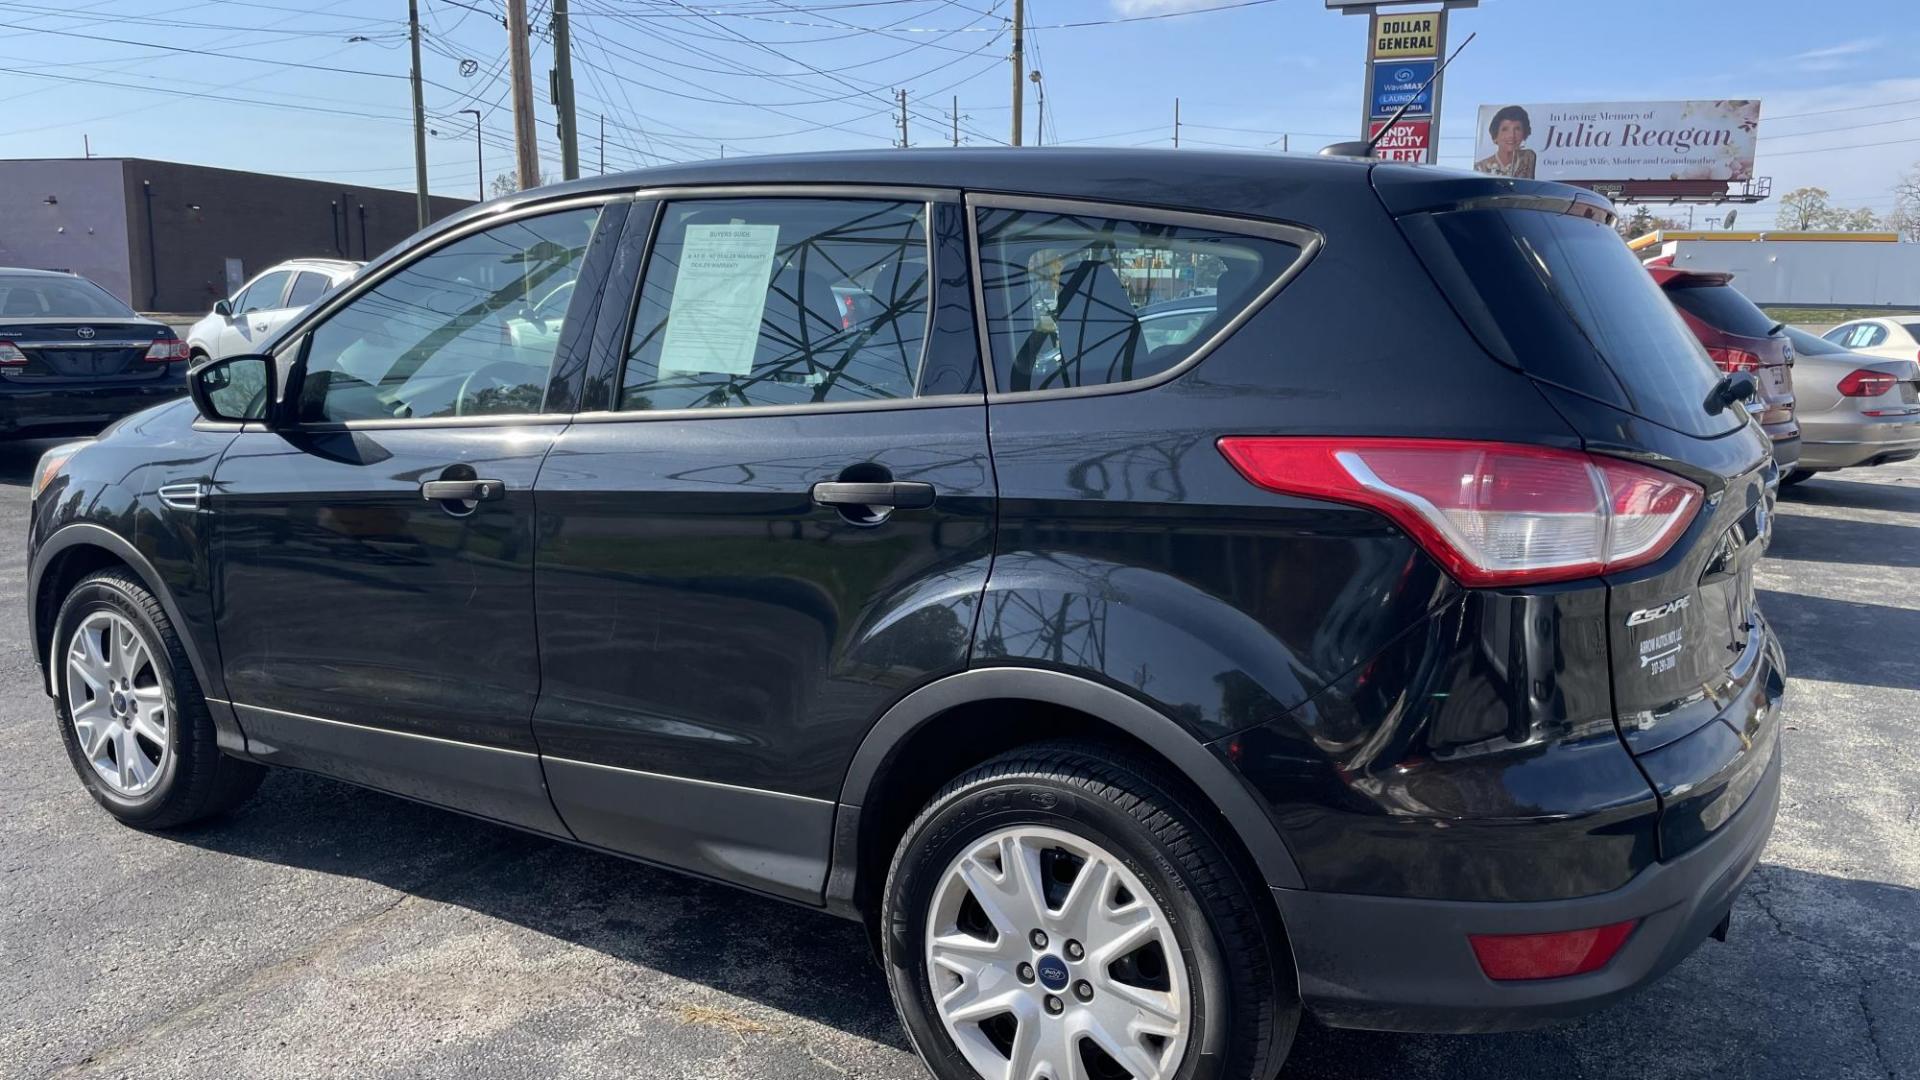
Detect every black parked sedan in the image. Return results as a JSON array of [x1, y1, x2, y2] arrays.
[[28, 149, 1783, 1080], [0, 268, 188, 439]]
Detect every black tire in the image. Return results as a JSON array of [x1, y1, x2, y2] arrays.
[[51, 568, 265, 828], [882, 741, 1296, 1080], [1780, 469, 1815, 488]]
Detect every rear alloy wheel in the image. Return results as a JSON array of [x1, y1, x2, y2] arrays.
[[883, 743, 1293, 1080]]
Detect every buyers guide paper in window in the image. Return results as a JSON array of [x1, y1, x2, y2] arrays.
[[658, 223, 782, 376]]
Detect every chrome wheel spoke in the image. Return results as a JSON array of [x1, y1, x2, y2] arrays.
[[926, 825, 1191, 1080]]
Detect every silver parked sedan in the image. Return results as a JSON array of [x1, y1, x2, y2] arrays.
[[1781, 324, 1920, 485]]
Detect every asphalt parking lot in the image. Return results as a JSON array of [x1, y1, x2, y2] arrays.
[[1, 437, 1915, 1080]]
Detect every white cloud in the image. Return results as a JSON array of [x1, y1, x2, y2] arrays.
[[1789, 38, 1882, 73]]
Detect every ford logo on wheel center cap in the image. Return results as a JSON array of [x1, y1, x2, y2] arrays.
[[1036, 955, 1070, 991]]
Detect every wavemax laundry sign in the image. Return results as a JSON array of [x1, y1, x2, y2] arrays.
[[1472, 100, 1761, 182]]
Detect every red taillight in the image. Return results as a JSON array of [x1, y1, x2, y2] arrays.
[[1705, 346, 1761, 374], [143, 338, 190, 363], [1469, 920, 1638, 981], [1837, 368, 1898, 398], [0, 340, 25, 367], [1216, 438, 1703, 587]]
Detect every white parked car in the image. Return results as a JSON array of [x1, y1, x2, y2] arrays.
[[187, 259, 361, 362], [1821, 316, 1920, 364]]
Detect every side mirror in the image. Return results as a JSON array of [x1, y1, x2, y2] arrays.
[[1704, 371, 1758, 416], [189, 354, 276, 424], [213, 298, 233, 317]]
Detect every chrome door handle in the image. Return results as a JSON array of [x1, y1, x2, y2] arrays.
[[421, 478, 505, 502]]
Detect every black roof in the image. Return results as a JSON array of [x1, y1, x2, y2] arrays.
[[382, 147, 1605, 276]]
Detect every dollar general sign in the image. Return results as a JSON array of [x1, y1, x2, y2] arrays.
[[1371, 12, 1439, 59]]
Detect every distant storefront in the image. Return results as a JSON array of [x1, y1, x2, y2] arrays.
[[0, 158, 471, 313]]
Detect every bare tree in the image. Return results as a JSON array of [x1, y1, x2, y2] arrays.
[[1891, 163, 1920, 241], [1775, 186, 1832, 230]]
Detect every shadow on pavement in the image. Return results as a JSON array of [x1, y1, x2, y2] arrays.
[[1763, 513, 1920, 569], [162, 768, 1920, 1079], [1779, 474, 1920, 514], [168, 769, 912, 1052], [1760, 588, 1920, 691]]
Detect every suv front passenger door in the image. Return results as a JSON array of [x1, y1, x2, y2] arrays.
[[209, 200, 625, 834]]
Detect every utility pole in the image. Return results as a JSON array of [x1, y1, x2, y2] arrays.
[[408, 0, 430, 227], [1173, 97, 1180, 148], [552, 0, 579, 180], [461, 108, 483, 203], [1009, 0, 1024, 146], [896, 88, 910, 148], [951, 95, 960, 146], [505, 0, 541, 190]]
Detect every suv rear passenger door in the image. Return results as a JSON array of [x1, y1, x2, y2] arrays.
[[532, 191, 993, 903]]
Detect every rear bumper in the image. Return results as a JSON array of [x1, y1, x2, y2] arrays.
[[0, 373, 186, 435], [1796, 412, 1920, 471], [1276, 737, 1779, 1033], [1764, 432, 1801, 471]]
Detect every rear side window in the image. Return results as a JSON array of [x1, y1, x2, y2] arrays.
[[1665, 283, 1778, 339], [974, 205, 1302, 394], [1899, 322, 1920, 345], [285, 271, 331, 308], [1404, 207, 1740, 437], [619, 198, 930, 412]]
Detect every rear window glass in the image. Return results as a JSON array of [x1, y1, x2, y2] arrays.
[[975, 206, 1301, 394], [0, 275, 135, 318], [1666, 283, 1778, 339], [1405, 207, 1740, 437]]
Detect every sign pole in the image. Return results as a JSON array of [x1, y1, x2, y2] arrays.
[[1427, 7, 1449, 164]]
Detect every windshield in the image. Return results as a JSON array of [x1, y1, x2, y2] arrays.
[[1404, 206, 1741, 437], [1665, 283, 1780, 339], [0, 275, 137, 318]]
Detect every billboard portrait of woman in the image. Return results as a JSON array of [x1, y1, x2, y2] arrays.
[[1475, 105, 1537, 178]]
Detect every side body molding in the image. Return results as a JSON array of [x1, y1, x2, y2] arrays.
[[829, 666, 1305, 914], [29, 522, 249, 754]]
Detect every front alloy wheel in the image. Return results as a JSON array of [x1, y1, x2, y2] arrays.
[[927, 826, 1189, 1079], [66, 609, 171, 796]]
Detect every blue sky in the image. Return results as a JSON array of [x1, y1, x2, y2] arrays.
[[4, 0, 1917, 228]]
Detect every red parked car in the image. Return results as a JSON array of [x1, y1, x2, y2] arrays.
[[1649, 264, 1800, 475]]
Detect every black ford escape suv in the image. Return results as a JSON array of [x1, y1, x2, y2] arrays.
[[29, 149, 1783, 1080]]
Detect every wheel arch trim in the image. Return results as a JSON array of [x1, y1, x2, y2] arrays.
[[28, 522, 244, 751], [832, 666, 1306, 901]]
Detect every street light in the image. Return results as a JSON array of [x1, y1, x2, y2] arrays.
[[460, 108, 484, 203], [1028, 70, 1044, 147]]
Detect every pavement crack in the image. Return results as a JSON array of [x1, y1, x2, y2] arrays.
[[1858, 980, 1897, 1080]]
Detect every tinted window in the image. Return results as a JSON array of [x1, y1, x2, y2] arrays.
[[1407, 207, 1740, 437], [235, 271, 292, 315], [1665, 283, 1779, 338], [1899, 322, 1920, 345], [285, 271, 331, 308], [975, 206, 1299, 393], [0, 275, 135, 318], [620, 198, 929, 412], [297, 206, 600, 422]]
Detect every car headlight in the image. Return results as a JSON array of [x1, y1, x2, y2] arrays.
[[32, 439, 92, 498]]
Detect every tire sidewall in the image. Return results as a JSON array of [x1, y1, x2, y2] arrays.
[[51, 575, 186, 822], [884, 771, 1234, 1080]]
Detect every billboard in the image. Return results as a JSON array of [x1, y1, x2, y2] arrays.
[[1369, 60, 1436, 118], [1472, 100, 1761, 182], [1371, 12, 1438, 58], [1368, 119, 1431, 162]]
